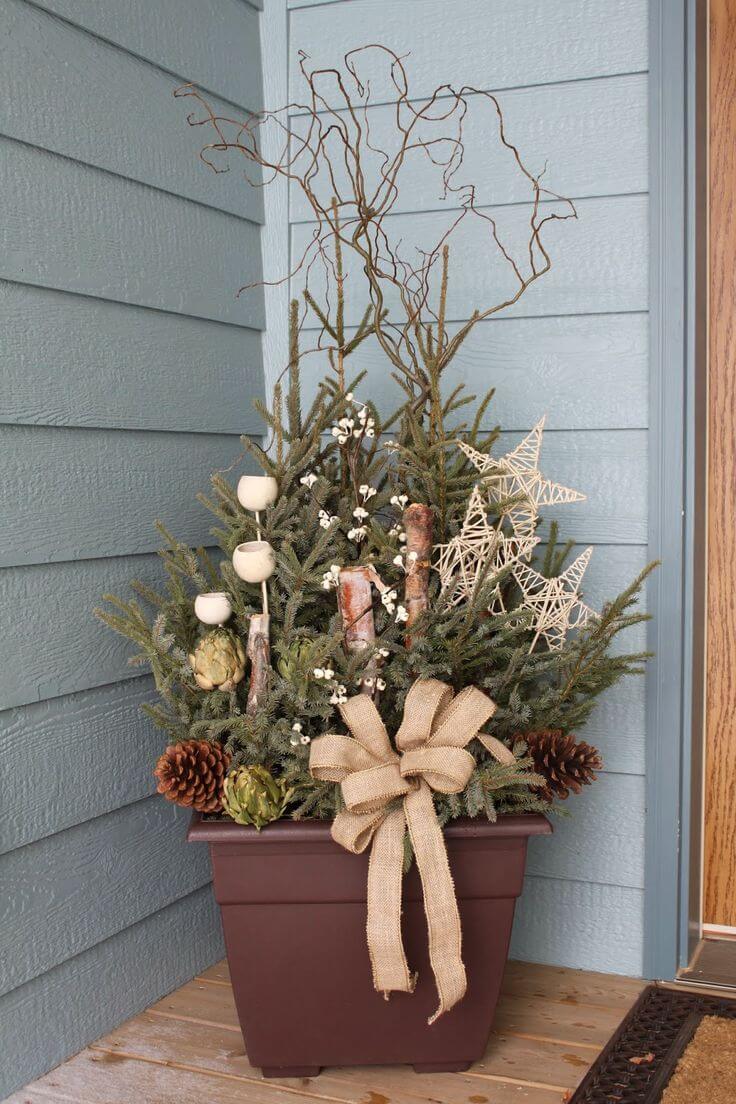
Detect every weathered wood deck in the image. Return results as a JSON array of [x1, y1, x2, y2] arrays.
[[7, 961, 645, 1103]]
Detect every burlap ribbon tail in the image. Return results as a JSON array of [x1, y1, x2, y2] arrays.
[[309, 678, 513, 1023]]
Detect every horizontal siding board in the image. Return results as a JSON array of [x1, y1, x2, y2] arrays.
[[0, 885, 223, 1099], [581, 685, 645, 777], [0, 536, 648, 715], [291, 194, 648, 326], [2, 554, 166, 710], [289, 74, 647, 214], [0, 281, 264, 434], [0, 690, 646, 867], [0, 137, 264, 329], [3, 0, 262, 223], [289, 0, 648, 101], [0, 423, 646, 566], [301, 312, 648, 431], [2, 547, 252, 710], [526, 774, 645, 889], [0, 424, 250, 567], [0, 797, 211, 997], [0, 677, 646, 865], [33, 0, 262, 111], [316, 430, 647, 545], [511, 876, 643, 975], [0, 678, 161, 854]]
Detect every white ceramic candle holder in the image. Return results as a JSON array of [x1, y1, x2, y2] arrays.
[[194, 591, 232, 626], [237, 475, 278, 512], [232, 540, 276, 584]]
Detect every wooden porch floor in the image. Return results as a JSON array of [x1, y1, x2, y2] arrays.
[[8, 960, 645, 1104]]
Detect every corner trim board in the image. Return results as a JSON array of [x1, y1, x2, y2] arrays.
[[644, 0, 707, 980]]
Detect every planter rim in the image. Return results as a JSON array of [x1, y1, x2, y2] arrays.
[[188, 811, 552, 843]]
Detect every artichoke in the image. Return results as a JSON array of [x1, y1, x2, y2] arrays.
[[277, 638, 315, 695], [222, 765, 293, 829], [189, 628, 246, 692]]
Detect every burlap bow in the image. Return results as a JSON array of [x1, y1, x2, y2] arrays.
[[309, 678, 514, 1022]]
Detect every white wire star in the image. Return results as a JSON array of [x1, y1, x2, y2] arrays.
[[435, 485, 538, 611], [457, 416, 585, 545], [513, 547, 597, 651]]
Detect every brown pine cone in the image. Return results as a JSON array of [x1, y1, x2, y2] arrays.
[[154, 739, 231, 813], [521, 729, 603, 801]]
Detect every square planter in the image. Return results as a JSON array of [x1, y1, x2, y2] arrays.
[[189, 812, 551, 1077]]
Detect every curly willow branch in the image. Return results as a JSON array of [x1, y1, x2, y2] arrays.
[[174, 43, 577, 399]]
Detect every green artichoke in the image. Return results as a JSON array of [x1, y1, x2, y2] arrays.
[[189, 628, 246, 692], [222, 765, 292, 829], [277, 638, 315, 695]]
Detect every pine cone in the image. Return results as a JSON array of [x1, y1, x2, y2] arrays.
[[154, 739, 231, 813], [521, 729, 602, 801]]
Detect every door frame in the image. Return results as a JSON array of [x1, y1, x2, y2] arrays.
[[644, 0, 708, 980]]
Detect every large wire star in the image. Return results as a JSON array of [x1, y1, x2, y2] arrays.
[[513, 547, 597, 651], [457, 416, 585, 545], [435, 485, 538, 611]]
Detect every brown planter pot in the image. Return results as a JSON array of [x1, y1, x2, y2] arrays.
[[189, 812, 551, 1077]]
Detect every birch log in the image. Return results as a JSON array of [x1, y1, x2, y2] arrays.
[[403, 503, 433, 647], [338, 565, 377, 695], [245, 612, 271, 716]]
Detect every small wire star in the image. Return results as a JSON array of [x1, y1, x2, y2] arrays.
[[457, 416, 586, 545], [435, 485, 537, 611], [513, 547, 597, 652]]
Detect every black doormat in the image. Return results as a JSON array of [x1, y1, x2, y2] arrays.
[[568, 985, 736, 1103]]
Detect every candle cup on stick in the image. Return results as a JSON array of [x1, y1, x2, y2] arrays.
[[235, 476, 278, 615], [194, 591, 233, 626], [237, 476, 278, 513], [234, 475, 278, 714], [232, 541, 275, 585]]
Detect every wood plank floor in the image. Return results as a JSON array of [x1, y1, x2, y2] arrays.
[[7, 960, 645, 1104]]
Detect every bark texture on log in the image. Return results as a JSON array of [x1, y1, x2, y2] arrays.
[[403, 503, 433, 647], [338, 566, 377, 695], [246, 612, 271, 716]]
